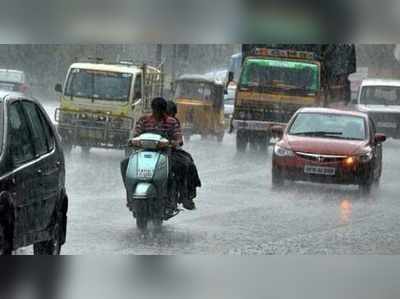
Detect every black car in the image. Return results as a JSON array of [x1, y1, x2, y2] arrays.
[[0, 91, 68, 255]]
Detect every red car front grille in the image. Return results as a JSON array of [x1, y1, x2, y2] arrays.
[[295, 152, 347, 163]]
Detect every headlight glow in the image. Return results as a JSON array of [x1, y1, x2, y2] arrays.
[[344, 156, 355, 166]]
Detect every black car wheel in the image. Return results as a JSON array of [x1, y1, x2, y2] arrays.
[[33, 222, 62, 255], [33, 194, 67, 256], [0, 224, 12, 255], [0, 193, 13, 255]]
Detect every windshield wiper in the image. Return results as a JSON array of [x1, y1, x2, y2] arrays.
[[291, 131, 343, 137]]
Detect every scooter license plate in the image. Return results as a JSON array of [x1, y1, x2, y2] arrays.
[[304, 165, 336, 176], [137, 169, 153, 178]]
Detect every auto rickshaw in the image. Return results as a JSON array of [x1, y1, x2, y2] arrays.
[[173, 75, 225, 142]]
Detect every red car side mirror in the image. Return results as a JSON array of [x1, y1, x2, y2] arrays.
[[374, 133, 386, 143], [271, 125, 284, 139]]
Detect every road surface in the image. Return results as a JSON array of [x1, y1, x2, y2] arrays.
[[26, 102, 400, 254]]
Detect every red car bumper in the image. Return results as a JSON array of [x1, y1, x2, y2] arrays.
[[272, 154, 373, 185]]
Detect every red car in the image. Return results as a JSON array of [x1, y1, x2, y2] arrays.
[[271, 108, 386, 193]]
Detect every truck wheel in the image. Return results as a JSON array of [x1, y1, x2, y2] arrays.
[[259, 134, 270, 153], [272, 167, 284, 188], [217, 133, 224, 143], [249, 135, 258, 152], [236, 130, 248, 152]]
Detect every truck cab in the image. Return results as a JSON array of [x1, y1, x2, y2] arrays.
[[354, 79, 400, 139], [54, 60, 163, 154], [232, 48, 322, 152]]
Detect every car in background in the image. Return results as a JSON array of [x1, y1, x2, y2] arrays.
[[272, 108, 386, 194], [348, 67, 368, 100], [353, 79, 400, 139], [0, 91, 68, 255], [0, 69, 29, 94]]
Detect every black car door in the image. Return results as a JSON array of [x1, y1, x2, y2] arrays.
[[21, 100, 61, 231], [6, 100, 40, 238]]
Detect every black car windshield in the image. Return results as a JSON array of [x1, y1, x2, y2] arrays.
[[175, 82, 212, 101], [360, 85, 400, 105], [289, 113, 367, 140], [64, 68, 133, 102]]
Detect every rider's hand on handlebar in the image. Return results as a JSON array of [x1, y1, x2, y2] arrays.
[[128, 138, 141, 148], [158, 139, 170, 149]]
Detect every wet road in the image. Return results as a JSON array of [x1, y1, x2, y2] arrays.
[[29, 102, 400, 254], [54, 127, 400, 255]]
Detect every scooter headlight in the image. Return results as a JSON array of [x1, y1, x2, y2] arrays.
[[274, 145, 294, 157]]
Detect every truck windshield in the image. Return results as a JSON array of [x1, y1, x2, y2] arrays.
[[175, 82, 212, 101], [360, 86, 400, 106], [239, 59, 319, 93], [64, 68, 133, 102]]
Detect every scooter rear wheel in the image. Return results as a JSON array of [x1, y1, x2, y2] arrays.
[[136, 215, 148, 231]]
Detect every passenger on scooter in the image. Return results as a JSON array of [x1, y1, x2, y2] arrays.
[[166, 100, 202, 202]]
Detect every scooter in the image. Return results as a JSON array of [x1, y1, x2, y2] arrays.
[[125, 133, 180, 231]]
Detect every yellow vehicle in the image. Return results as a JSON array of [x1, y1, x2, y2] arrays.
[[174, 75, 225, 142], [54, 59, 163, 154]]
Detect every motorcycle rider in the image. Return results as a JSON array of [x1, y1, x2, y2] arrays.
[[166, 100, 202, 201], [121, 97, 197, 210]]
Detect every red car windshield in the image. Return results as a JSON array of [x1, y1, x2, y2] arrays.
[[289, 113, 367, 141]]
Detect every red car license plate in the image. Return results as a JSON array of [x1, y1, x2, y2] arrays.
[[304, 165, 336, 176]]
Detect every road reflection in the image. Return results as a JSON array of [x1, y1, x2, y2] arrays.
[[339, 198, 353, 225]]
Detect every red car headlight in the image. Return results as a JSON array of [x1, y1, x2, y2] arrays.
[[274, 145, 295, 157]]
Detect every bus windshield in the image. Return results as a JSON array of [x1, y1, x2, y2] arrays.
[[239, 58, 319, 93], [64, 68, 133, 102]]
